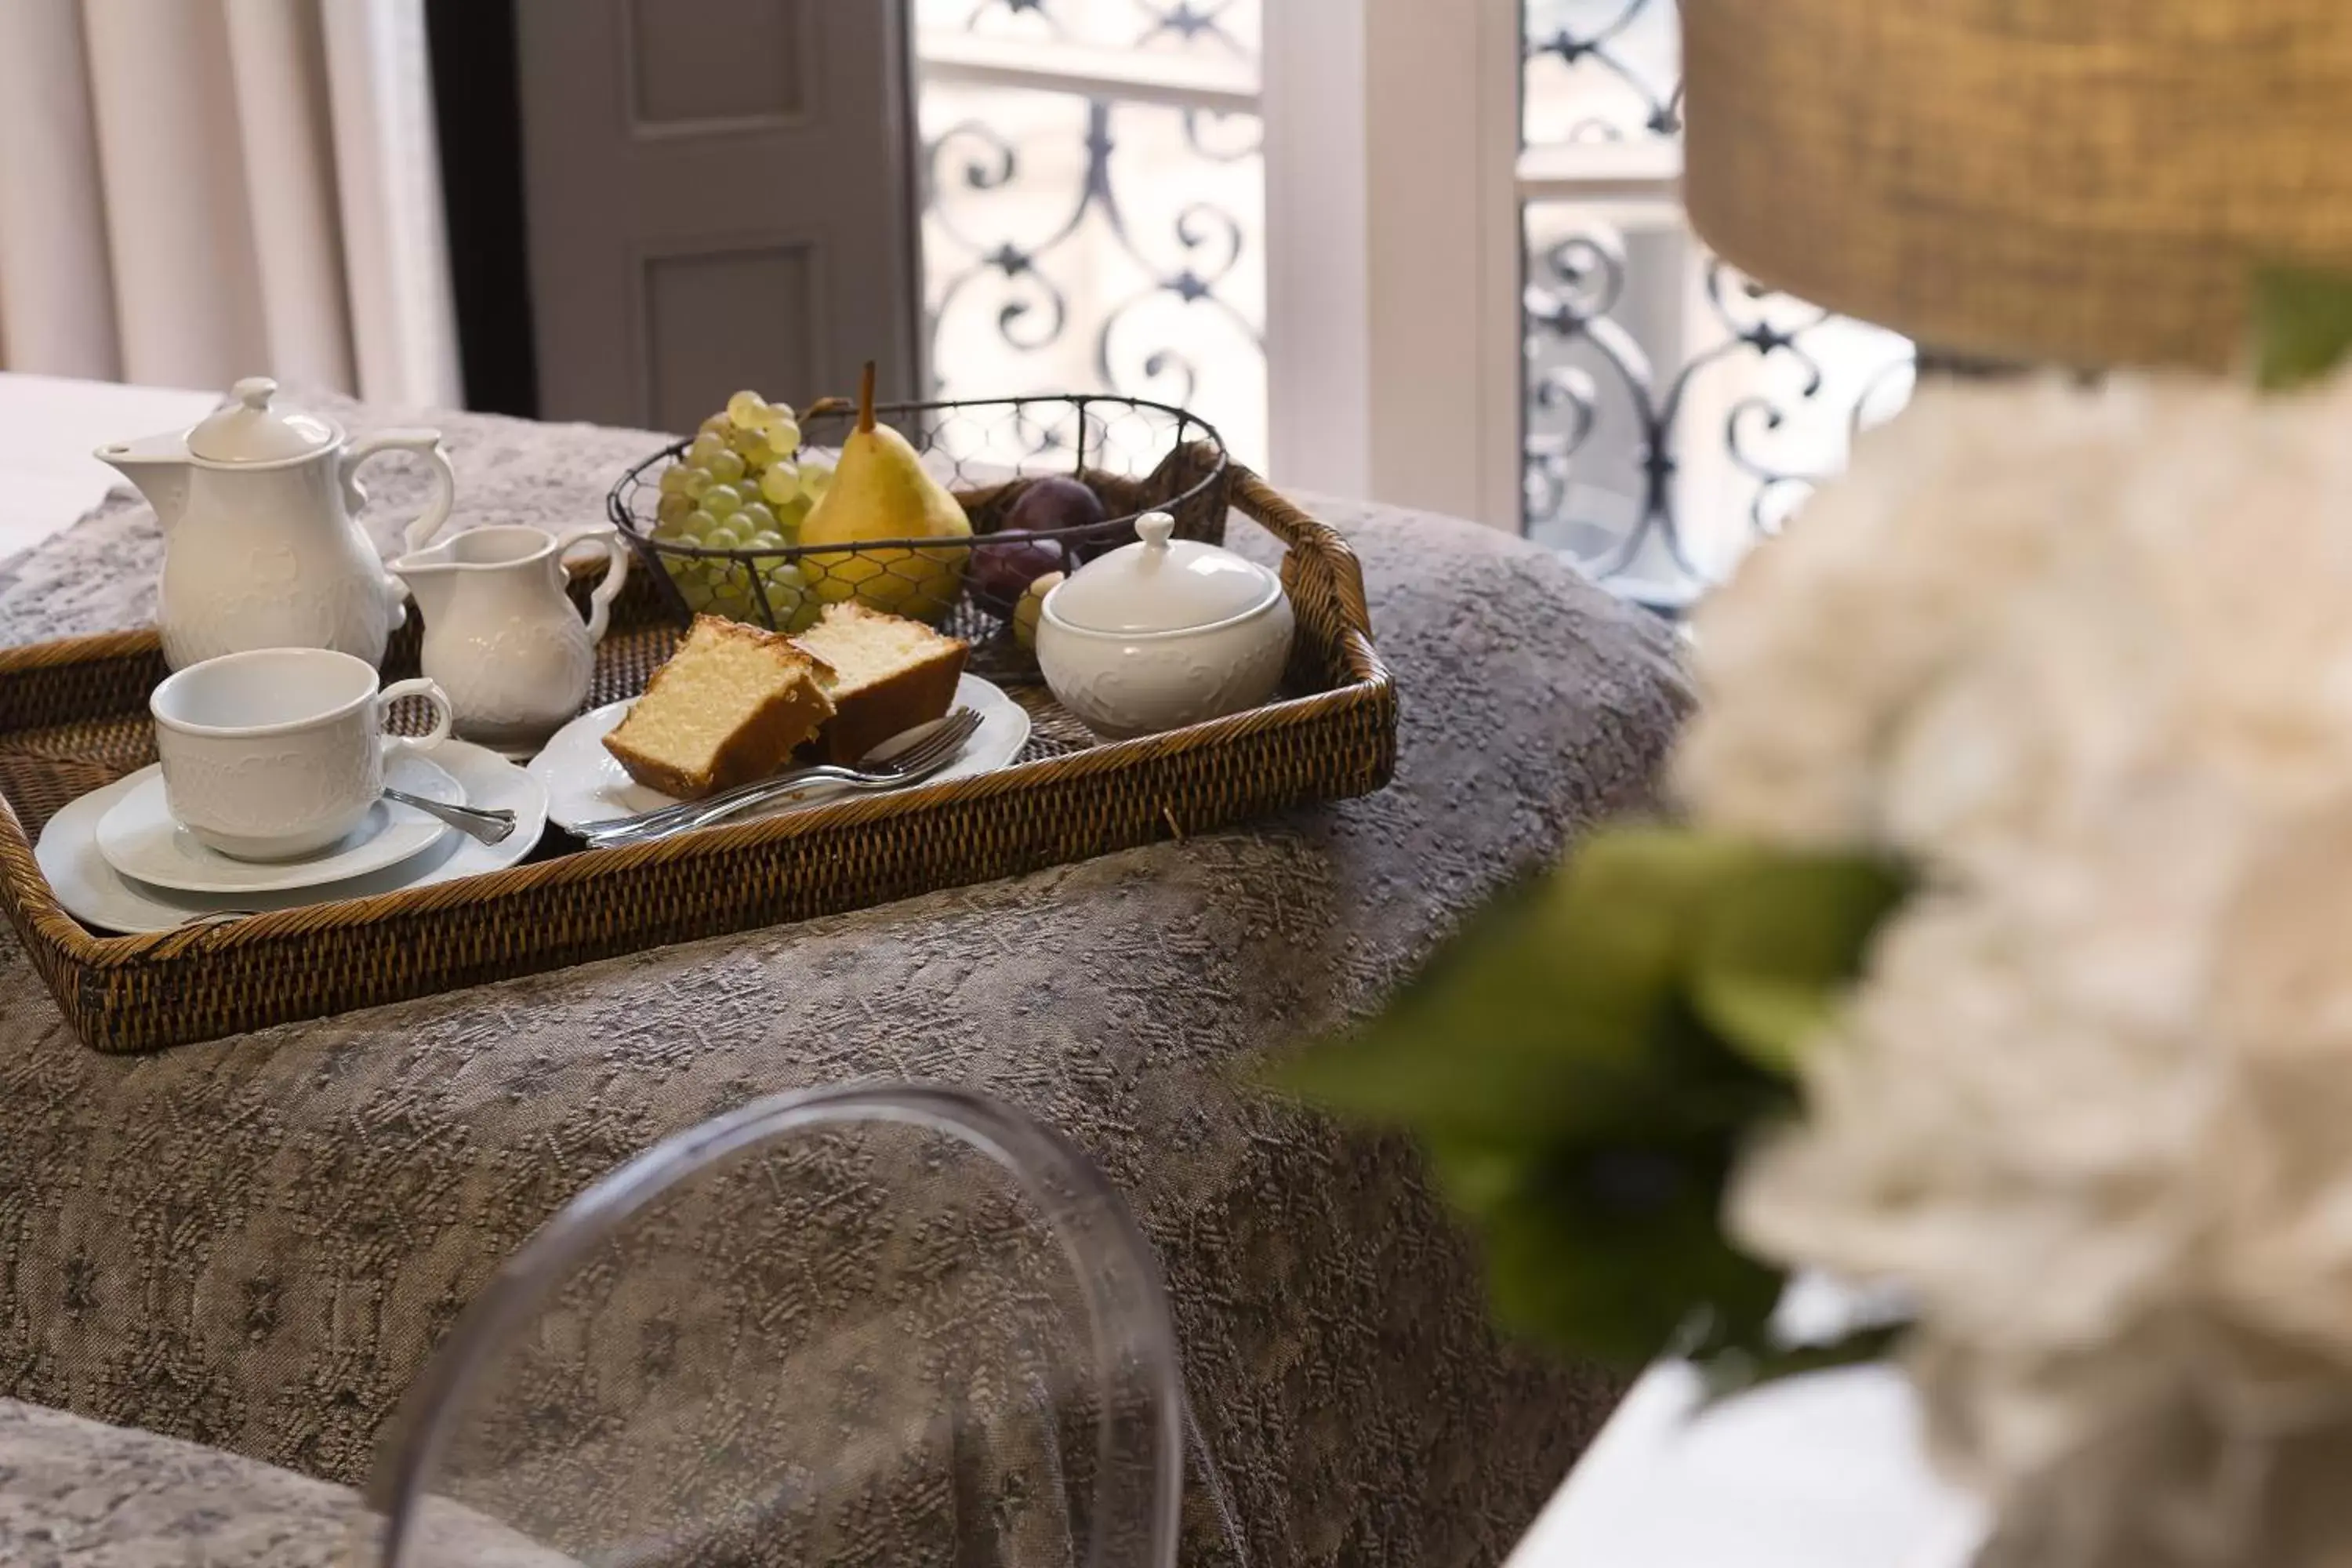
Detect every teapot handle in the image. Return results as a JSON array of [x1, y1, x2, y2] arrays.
[[341, 429, 458, 554], [554, 524, 631, 645]]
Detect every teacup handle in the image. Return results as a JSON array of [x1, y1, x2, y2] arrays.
[[340, 429, 459, 555], [378, 677, 454, 757], [554, 524, 631, 645]]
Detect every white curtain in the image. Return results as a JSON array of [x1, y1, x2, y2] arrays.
[[0, 0, 461, 406]]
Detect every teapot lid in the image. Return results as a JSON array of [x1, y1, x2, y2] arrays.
[[187, 377, 337, 463], [1046, 512, 1279, 635]]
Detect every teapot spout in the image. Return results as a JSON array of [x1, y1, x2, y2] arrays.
[[94, 434, 194, 530]]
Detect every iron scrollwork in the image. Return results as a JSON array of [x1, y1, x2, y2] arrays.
[[954, 0, 1256, 56], [1523, 0, 1686, 143], [1522, 220, 1917, 602], [920, 0, 1911, 608], [923, 1, 1264, 412], [923, 103, 1260, 412], [1522, 0, 1915, 606]]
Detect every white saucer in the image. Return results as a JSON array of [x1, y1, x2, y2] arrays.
[[528, 673, 1033, 835], [94, 753, 464, 895], [38, 742, 549, 935]]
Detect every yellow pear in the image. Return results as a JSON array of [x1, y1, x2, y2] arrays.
[[799, 362, 971, 623]]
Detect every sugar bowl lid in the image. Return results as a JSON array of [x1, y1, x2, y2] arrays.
[[1045, 511, 1280, 635], [187, 377, 338, 463]]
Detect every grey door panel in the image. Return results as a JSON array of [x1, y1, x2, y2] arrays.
[[514, 0, 921, 432]]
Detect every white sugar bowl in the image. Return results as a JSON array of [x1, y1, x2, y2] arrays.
[[1034, 510, 1294, 739]]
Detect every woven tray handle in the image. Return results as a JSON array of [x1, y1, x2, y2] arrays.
[[1228, 465, 1379, 691]]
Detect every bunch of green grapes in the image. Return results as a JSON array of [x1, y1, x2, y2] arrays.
[[651, 389, 837, 630]]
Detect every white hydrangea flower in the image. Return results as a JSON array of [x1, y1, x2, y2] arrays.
[[1676, 369, 2352, 864], [1737, 865, 2352, 1568], [1697, 365, 2352, 1567], [1674, 375, 2126, 848]]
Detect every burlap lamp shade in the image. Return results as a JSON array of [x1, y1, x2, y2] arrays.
[[1680, 0, 2352, 371]]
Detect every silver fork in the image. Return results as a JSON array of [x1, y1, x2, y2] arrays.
[[581, 709, 984, 849]]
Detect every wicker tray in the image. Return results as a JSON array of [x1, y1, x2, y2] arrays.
[[0, 468, 1395, 1054]]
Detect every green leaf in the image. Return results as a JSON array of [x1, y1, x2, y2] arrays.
[[1696, 1323, 1907, 1406], [1689, 853, 1908, 1075], [1434, 1131, 1787, 1370], [2254, 265, 2352, 391], [1271, 829, 1772, 1142], [1261, 827, 1911, 1374]]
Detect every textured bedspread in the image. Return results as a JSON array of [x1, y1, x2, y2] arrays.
[[0, 395, 1686, 1565], [0, 1397, 573, 1567]]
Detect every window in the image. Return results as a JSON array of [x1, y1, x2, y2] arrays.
[[911, 1, 1910, 608], [912, 2, 1269, 466], [1519, 0, 1914, 608]]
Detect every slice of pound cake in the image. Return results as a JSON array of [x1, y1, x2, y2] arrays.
[[791, 603, 969, 764], [603, 615, 837, 799]]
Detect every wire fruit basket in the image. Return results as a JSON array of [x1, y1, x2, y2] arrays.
[[607, 393, 1231, 670]]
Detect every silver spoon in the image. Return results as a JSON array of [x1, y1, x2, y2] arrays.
[[383, 786, 519, 845]]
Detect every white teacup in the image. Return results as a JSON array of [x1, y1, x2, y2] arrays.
[[150, 648, 454, 860]]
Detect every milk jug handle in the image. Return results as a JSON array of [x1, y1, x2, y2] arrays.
[[554, 525, 631, 644]]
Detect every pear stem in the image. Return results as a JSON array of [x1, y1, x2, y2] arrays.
[[857, 361, 877, 434]]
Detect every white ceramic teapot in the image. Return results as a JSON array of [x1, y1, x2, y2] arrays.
[[96, 376, 456, 670], [390, 523, 630, 750]]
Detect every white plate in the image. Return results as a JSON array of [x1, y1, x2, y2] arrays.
[[93, 753, 463, 895], [529, 673, 1033, 835], [37, 742, 548, 935]]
